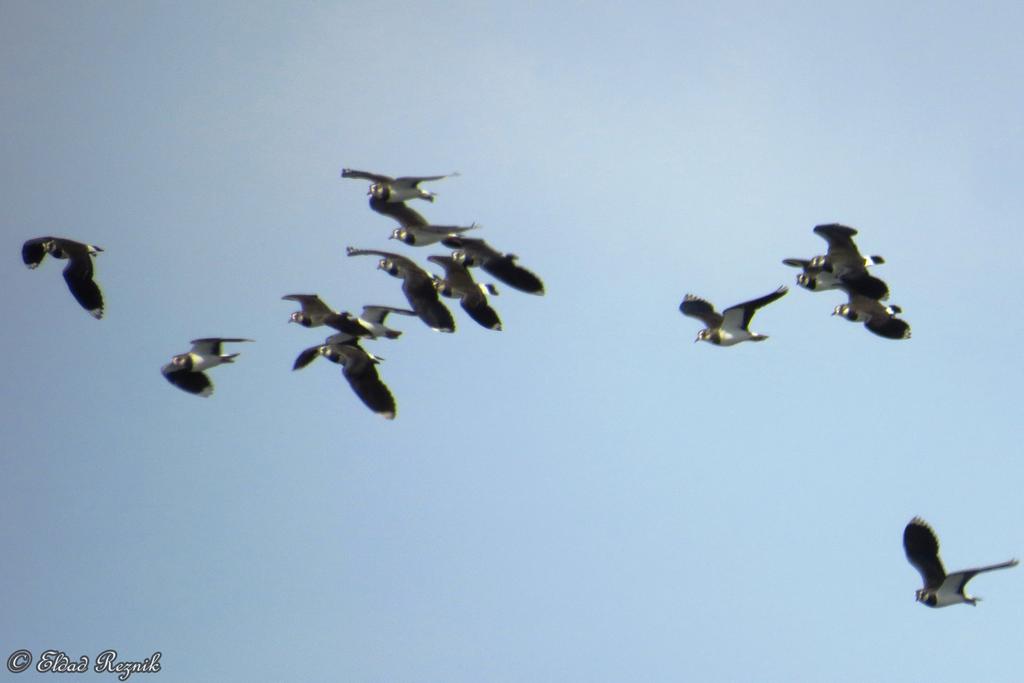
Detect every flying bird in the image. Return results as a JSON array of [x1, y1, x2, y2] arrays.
[[782, 257, 890, 300], [161, 338, 252, 397], [291, 337, 395, 419], [22, 236, 105, 319], [679, 286, 788, 346], [390, 222, 479, 246], [441, 236, 545, 295], [832, 294, 911, 340], [341, 168, 458, 203], [284, 295, 414, 339], [346, 247, 455, 333], [805, 223, 884, 277], [283, 294, 337, 328], [784, 224, 887, 297], [428, 254, 502, 331], [903, 517, 1018, 607]]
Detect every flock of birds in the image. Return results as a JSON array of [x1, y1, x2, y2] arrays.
[[20, 168, 545, 421], [20, 171, 1016, 608], [678, 223, 911, 346]]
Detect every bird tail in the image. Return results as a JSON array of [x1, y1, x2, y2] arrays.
[[384, 329, 401, 339]]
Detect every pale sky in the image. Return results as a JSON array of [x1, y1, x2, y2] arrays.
[[2, 2, 1023, 682]]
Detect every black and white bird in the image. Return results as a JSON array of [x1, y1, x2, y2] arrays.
[[346, 247, 456, 333], [784, 224, 887, 297], [283, 294, 337, 328], [679, 286, 788, 346], [292, 337, 395, 419], [782, 257, 890, 300], [441, 236, 545, 295], [161, 338, 252, 397], [904, 517, 1018, 608], [390, 222, 479, 246], [284, 295, 414, 339], [832, 294, 911, 340], [22, 236, 105, 319], [341, 168, 457, 203], [807, 223, 884, 277], [427, 254, 502, 331]]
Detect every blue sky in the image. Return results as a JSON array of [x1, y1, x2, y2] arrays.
[[2, 2, 1023, 681]]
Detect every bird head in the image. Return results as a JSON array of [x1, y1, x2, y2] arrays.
[[377, 258, 400, 277], [391, 228, 414, 245], [915, 589, 938, 607], [832, 304, 856, 321]]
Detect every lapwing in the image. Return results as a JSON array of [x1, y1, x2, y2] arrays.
[[806, 223, 884, 278], [390, 222, 479, 246], [22, 236, 105, 319], [783, 224, 887, 297], [427, 254, 502, 331], [832, 294, 911, 340], [283, 294, 337, 327], [904, 517, 1018, 608], [441, 236, 545, 295], [161, 338, 252, 397], [679, 286, 788, 346], [346, 247, 456, 333], [782, 258, 890, 300], [341, 168, 458, 203], [291, 337, 395, 419], [285, 295, 414, 339]]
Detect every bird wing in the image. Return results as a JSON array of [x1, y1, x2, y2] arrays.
[[61, 253, 104, 319], [904, 518, 947, 590], [340, 168, 393, 183], [838, 273, 889, 301], [393, 172, 456, 188], [721, 286, 787, 332], [948, 560, 1020, 594], [403, 276, 455, 332], [679, 295, 722, 328], [360, 305, 415, 324], [480, 257, 544, 295], [441, 235, 500, 259], [292, 345, 323, 371], [460, 289, 502, 330], [368, 196, 428, 226], [411, 223, 478, 237], [782, 257, 812, 270], [865, 316, 911, 340], [161, 366, 213, 397], [189, 338, 251, 355], [813, 223, 860, 252], [282, 294, 334, 317], [335, 346, 397, 419]]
